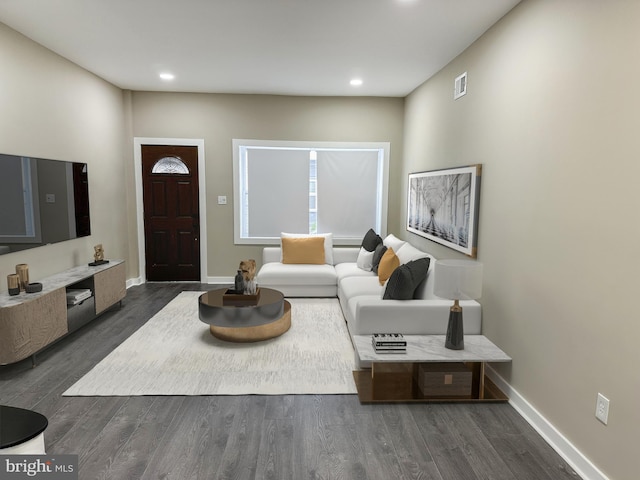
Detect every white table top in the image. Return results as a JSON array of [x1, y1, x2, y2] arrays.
[[353, 335, 511, 363], [0, 260, 124, 308]]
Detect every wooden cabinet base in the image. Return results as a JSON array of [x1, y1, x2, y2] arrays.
[[353, 362, 508, 403], [0, 261, 125, 366]]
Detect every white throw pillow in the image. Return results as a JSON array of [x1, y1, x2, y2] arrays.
[[396, 242, 428, 265], [281, 232, 334, 265], [383, 233, 406, 252], [356, 247, 374, 271]]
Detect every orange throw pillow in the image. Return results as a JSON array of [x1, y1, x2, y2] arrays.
[[281, 237, 326, 264], [377, 247, 400, 285]]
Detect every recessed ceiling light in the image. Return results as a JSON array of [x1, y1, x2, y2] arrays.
[[350, 78, 363, 87], [159, 72, 175, 81]]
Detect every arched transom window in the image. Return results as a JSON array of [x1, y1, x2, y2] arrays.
[[151, 156, 189, 174]]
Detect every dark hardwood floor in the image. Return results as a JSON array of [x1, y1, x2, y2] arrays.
[[1, 283, 581, 480]]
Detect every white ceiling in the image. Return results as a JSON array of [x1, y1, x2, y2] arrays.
[[0, 0, 521, 97]]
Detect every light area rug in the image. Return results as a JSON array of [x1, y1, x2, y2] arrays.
[[63, 292, 357, 396]]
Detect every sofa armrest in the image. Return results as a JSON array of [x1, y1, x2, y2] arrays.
[[262, 247, 282, 264], [350, 298, 482, 336]]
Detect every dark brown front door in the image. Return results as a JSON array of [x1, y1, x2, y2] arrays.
[[142, 145, 200, 281]]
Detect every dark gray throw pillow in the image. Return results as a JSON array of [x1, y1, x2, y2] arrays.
[[383, 257, 431, 300], [361, 228, 383, 252], [371, 243, 387, 274]]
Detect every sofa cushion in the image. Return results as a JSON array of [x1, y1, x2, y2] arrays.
[[377, 247, 400, 285], [361, 228, 383, 252], [281, 232, 334, 265], [340, 275, 383, 299], [383, 233, 406, 252], [257, 262, 337, 286], [356, 247, 375, 271], [281, 237, 325, 264], [383, 257, 431, 300], [335, 262, 375, 281]]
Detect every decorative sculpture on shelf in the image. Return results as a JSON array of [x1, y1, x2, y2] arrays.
[[89, 244, 109, 266], [94, 244, 104, 262]]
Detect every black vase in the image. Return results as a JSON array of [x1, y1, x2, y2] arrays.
[[234, 270, 244, 294], [445, 306, 464, 350]]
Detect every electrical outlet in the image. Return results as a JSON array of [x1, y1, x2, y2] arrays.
[[595, 393, 610, 425], [217, 196, 227, 205]]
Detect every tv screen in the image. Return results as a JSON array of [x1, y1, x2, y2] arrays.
[[0, 153, 91, 255]]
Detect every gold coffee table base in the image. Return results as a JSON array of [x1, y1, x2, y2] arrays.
[[209, 300, 291, 342]]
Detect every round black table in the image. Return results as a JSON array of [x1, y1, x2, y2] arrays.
[[0, 405, 48, 453], [198, 287, 291, 342]]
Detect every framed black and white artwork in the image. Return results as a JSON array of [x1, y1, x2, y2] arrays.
[[407, 164, 481, 258]]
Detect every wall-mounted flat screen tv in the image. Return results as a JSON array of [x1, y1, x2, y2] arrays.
[[0, 153, 91, 256]]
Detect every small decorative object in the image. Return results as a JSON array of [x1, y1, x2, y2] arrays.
[[7, 274, 20, 296], [239, 258, 257, 295], [407, 164, 481, 258], [25, 282, 43, 294], [15, 264, 29, 292], [433, 259, 483, 350], [234, 269, 245, 294], [371, 333, 407, 353], [89, 244, 109, 266], [239, 259, 256, 284], [244, 279, 258, 295]]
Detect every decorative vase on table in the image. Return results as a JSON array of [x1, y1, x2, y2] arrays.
[[234, 269, 245, 294], [7, 274, 20, 296], [15, 264, 29, 292]]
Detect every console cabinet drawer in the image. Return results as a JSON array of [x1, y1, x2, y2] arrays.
[[418, 362, 472, 397]]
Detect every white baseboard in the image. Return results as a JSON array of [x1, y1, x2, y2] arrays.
[[126, 277, 144, 288], [486, 366, 609, 480], [206, 276, 233, 285]]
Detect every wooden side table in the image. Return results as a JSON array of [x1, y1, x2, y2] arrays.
[[352, 335, 512, 403]]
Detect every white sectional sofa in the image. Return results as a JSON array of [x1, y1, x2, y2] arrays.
[[257, 234, 482, 367]]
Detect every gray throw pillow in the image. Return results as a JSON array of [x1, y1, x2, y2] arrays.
[[361, 228, 383, 252], [371, 243, 387, 274], [383, 257, 431, 300]]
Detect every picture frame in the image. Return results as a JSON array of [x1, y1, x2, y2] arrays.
[[407, 164, 481, 258]]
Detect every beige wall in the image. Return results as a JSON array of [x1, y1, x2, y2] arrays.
[[402, 1, 639, 479], [130, 92, 405, 278], [0, 23, 129, 287]]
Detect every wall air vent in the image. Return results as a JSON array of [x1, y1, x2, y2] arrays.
[[454, 71, 467, 100]]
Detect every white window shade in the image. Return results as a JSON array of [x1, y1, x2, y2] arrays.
[[316, 150, 380, 238], [234, 139, 389, 245], [246, 148, 309, 237]]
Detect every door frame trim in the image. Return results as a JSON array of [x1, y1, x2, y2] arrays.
[[134, 137, 207, 283]]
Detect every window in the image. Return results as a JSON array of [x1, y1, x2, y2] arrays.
[[233, 139, 389, 244], [151, 156, 189, 174]]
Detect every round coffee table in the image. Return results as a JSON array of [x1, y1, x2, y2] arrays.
[[198, 287, 290, 342], [0, 405, 48, 454]]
